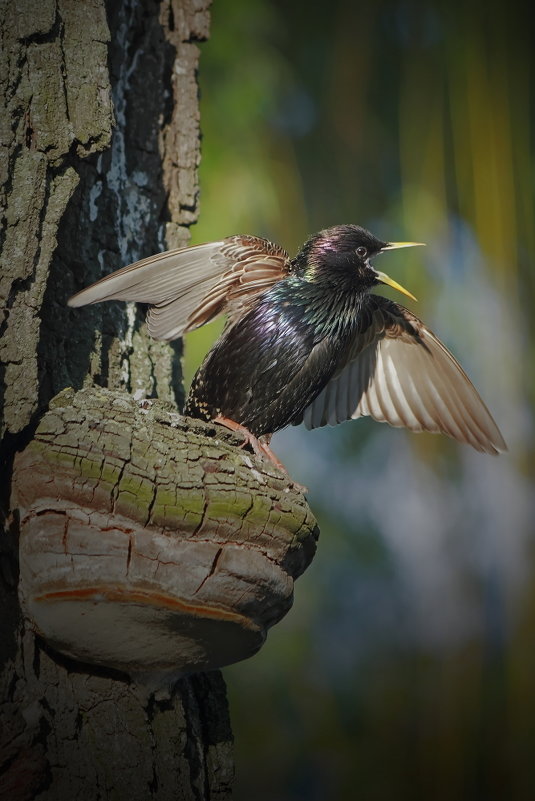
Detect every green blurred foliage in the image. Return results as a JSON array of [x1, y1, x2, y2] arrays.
[[187, 1, 535, 799]]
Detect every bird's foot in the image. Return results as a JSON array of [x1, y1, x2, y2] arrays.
[[256, 436, 287, 473], [214, 416, 282, 465], [213, 416, 306, 492]]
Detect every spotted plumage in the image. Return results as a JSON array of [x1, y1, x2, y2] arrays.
[[69, 224, 506, 461]]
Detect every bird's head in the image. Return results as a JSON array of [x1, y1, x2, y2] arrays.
[[293, 224, 423, 301]]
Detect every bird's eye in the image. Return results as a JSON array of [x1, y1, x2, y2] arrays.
[[356, 246, 367, 258]]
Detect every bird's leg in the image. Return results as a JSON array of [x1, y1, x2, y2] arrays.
[[214, 416, 288, 473], [257, 435, 307, 493], [257, 435, 288, 473]]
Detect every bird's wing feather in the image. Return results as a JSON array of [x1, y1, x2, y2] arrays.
[[68, 236, 290, 341], [301, 297, 507, 454]]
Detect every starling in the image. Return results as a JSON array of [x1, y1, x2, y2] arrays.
[[68, 224, 506, 467]]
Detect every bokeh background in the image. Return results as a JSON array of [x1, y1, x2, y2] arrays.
[[186, 1, 535, 799]]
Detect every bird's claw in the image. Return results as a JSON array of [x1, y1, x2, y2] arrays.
[[213, 415, 306, 491]]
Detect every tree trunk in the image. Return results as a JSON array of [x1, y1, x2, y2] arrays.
[[0, 1, 237, 798]]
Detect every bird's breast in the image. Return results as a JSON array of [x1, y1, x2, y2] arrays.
[[186, 283, 363, 435]]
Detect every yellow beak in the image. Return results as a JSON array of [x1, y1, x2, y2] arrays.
[[374, 271, 418, 302], [374, 240, 424, 302], [381, 241, 426, 251]]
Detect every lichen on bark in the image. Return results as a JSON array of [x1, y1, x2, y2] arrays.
[[12, 386, 318, 679]]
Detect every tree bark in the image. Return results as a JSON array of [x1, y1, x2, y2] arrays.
[[0, 1, 242, 798]]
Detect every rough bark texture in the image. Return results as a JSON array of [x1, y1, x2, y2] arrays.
[[12, 387, 317, 680], [1, 0, 209, 439], [0, 1, 249, 798]]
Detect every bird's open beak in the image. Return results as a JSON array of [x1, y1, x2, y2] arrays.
[[374, 241, 424, 302]]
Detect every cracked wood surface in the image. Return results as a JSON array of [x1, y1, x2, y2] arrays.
[[0, 2, 249, 799], [12, 387, 318, 677]]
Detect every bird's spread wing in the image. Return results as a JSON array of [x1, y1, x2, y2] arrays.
[[301, 297, 507, 454], [68, 236, 290, 341]]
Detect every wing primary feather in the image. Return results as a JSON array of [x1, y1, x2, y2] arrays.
[[382, 349, 422, 428], [418, 339, 502, 452], [410, 344, 475, 443], [67, 242, 227, 307]]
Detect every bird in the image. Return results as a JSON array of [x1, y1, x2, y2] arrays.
[[68, 224, 506, 470]]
